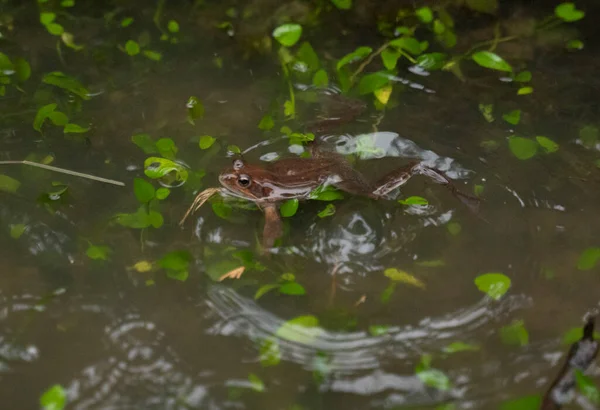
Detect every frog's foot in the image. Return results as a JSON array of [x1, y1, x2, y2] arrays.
[[372, 162, 481, 213], [261, 204, 283, 252]]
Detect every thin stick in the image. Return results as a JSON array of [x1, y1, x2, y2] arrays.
[[0, 160, 125, 186]]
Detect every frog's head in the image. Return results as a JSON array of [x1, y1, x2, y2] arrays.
[[218, 158, 272, 202]]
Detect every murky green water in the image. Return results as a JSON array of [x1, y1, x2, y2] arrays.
[[1, 1, 599, 409]]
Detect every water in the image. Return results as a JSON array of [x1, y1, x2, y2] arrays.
[[1, 1, 599, 409]]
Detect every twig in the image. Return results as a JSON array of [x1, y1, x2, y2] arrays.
[[0, 160, 125, 186], [351, 42, 391, 82]]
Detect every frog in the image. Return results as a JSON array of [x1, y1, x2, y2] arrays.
[[218, 145, 480, 250]]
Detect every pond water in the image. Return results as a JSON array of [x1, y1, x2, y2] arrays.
[[1, 1, 599, 409]]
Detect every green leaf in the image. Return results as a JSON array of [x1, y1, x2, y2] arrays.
[[384, 268, 425, 289], [40, 384, 67, 410], [0, 174, 21, 193], [500, 320, 529, 346], [46, 23, 64, 35], [40, 12, 56, 25], [579, 125, 599, 148], [562, 326, 600, 345], [199, 135, 216, 149], [42, 71, 90, 100], [474, 184, 485, 196], [255, 284, 280, 300], [503, 110, 522, 125], [133, 178, 155, 203], [0, 53, 13, 75], [443, 342, 480, 353], [535, 136, 559, 153], [575, 370, 600, 405], [279, 282, 306, 296], [121, 17, 134, 27], [508, 136, 537, 160], [415, 259, 445, 267], [415, 357, 451, 391], [63, 123, 89, 133], [186, 96, 204, 124], [433, 19, 446, 34], [309, 185, 344, 201], [116, 207, 153, 229], [143, 50, 162, 61], [155, 138, 178, 159], [48, 111, 68, 126], [86, 244, 111, 260], [167, 20, 180, 33], [499, 395, 542, 410], [312, 69, 329, 87], [555, 2, 585, 22], [276, 315, 321, 344], [159, 250, 191, 271], [336, 46, 372, 70], [248, 373, 265, 392], [258, 113, 275, 130], [331, 0, 351, 10], [517, 86, 533, 95], [577, 247, 600, 270], [155, 187, 170, 200], [389, 37, 422, 55], [259, 338, 281, 367], [131, 134, 157, 154], [415, 7, 433, 23], [14, 58, 31, 82], [144, 157, 189, 182], [33, 103, 57, 131], [167, 270, 188, 281], [381, 48, 401, 70], [567, 39, 584, 50], [368, 325, 389, 336], [514, 71, 532, 82], [280, 198, 299, 217], [447, 221, 461, 236], [296, 41, 319, 71], [272, 23, 303, 47], [465, 0, 498, 14], [358, 71, 390, 95], [416, 53, 447, 70], [479, 103, 494, 122], [398, 196, 428, 206], [10, 224, 26, 239], [317, 203, 336, 218], [380, 282, 395, 304], [125, 40, 140, 56], [472, 51, 512, 72], [61, 0, 74, 6], [474, 272, 511, 300]]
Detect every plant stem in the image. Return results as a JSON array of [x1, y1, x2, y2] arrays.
[[351, 42, 390, 82], [0, 160, 125, 186]]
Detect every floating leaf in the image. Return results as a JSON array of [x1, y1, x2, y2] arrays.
[[433, 19, 446, 34], [562, 326, 600, 345], [48, 111, 68, 126], [159, 250, 191, 273], [465, 0, 498, 14], [415, 7, 433, 23], [0, 174, 21, 193], [125, 40, 140, 56], [155, 188, 170, 200], [186, 96, 204, 125], [508, 136, 537, 160], [143, 50, 162, 61], [272, 23, 303, 47], [155, 138, 178, 159], [472, 51, 512, 72], [579, 125, 599, 148], [276, 315, 321, 344], [518, 86, 533, 95], [447, 221, 461, 236], [331, 0, 351, 10], [33, 103, 57, 131], [133, 178, 155, 203], [63, 123, 89, 133], [279, 282, 306, 296], [577, 247, 600, 270], [258, 113, 275, 130], [567, 39, 584, 50], [389, 37, 422, 55], [536, 136, 559, 153], [443, 342, 480, 353], [384, 268, 425, 289], [131, 134, 157, 154], [415, 356, 451, 391], [499, 395, 542, 410], [555, 2, 585, 22], [40, 384, 67, 410], [280, 199, 299, 217], [42, 71, 90, 100], [381, 48, 401, 70], [144, 157, 188, 182], [46, 23, 64, 35], [416, 52, 447, 70], [309, 185, 344, 201], [116, 207, 161, 229], [500, 320, 529, 346], [336, 46, 372, 70], [312, 69, 329, 87], [248, 373, 265, 392], [199, 135, 216, 149], [374, 84, 392, 105], [474, 272, 511, 300], [121, 17, 134, 27], [86, 244, 111, 260], [368, 325, 389, 336], [514, 71, 532, 82], [398, 196, 428, 206], [14, 58, 31, 82], [40, 12, 56, 25], [259, 338, 281, 367], [318, 203, 336, 218], [10, 224, 26, 239], [296, 41, 319, 71], [255, 284, 280, 300], [167, 20, 180, 33], [358, 71, 390, 95]]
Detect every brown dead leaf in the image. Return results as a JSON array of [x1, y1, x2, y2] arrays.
[[219, 266, 245, 281]]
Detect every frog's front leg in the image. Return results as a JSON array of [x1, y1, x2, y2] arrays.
[[260, 203, 283, 250], [372, 162, 481, 213]]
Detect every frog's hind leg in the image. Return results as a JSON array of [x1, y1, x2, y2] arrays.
[[260, 203, 283, 251], [373, 162, 481, 213]]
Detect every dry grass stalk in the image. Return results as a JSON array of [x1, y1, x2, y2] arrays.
[[179, 187, 222, 226]]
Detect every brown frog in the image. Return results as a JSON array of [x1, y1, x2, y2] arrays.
[[219, 146, 480, 250]]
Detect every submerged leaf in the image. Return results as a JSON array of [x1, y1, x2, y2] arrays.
[[276, 315, 321, 344], [472, 51, 512, 72], [358, 71, 390, 95], [415, 7, 433, 23], [272, 24, 303, 47], [133, 178, 155, 203], [535, 136, 559, 153], [336, 46, 372, 70], [279, 282, 306, 296], [199, 135, 216, 150], [42, 71, 90, 100], [384, 268, 425, 289], [33, 103, 57, 131], [508, 136, 537, 160], [0, 174, 21, 193], [86, 244, 111, 260], [500, 320, 529, 346], [280, 198, 299, 217], [577, 247, 600, 270], [186, 96, 204, 124], [331, 0, 351, 10], [259, 338, 281, 367]]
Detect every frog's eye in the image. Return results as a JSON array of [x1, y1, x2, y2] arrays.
[[237, 174, 251, 187], [233, 159, 245, 170]]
